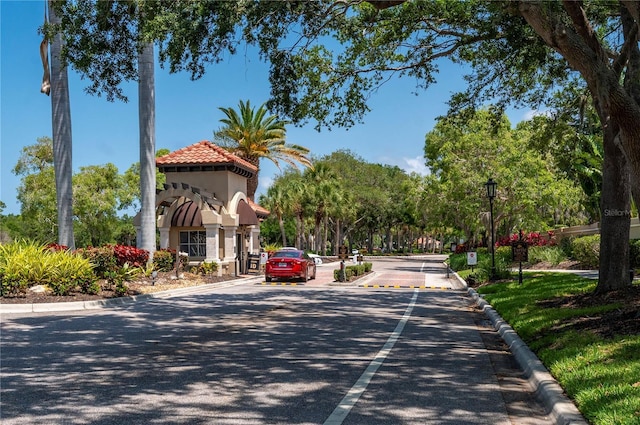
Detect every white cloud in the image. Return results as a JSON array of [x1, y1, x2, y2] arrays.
[[260, 175, 274, 190], [521, 109, 552, 121], [402, 156, 430, 176]]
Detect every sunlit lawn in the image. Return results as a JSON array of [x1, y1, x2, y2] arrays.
[[475, 272, 640, 425]]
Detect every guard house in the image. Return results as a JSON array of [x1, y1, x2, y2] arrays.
[[134, 140, 269, 275]]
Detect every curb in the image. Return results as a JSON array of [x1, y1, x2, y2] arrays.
[[467, 287, 588, 425], [0, 276, 263, 314]]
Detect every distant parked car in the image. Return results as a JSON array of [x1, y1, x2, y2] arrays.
[[307, 253, 323, 265], [265, 249, 317, 282]]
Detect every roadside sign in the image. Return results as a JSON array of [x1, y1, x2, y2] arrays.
[[467, 251, 478, 266], [260, 252, 269, 264], [512, 241, 529, 263], [247, 254, 260, 273]]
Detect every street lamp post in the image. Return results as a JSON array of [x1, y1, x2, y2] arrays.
[[485, 178, 497, 280]]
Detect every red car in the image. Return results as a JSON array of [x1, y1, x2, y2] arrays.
[[265, 249, 317, 282]]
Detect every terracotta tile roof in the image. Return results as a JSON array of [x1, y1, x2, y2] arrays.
[[248, 199, 270, 217], [156, 140, 257, 172]]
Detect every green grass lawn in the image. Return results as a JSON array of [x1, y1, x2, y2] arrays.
[[475, 272, 640, 425]]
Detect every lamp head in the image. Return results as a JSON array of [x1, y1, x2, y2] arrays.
[[485, 178, 497, 199]]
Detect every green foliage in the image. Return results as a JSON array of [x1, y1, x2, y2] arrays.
[[195, 261, 219, 275], [449, 248, 511, 282], [104, 263, 137, 296], [11, 137, 164, 248], [571, 235, 601, 269], [528, 245, 568, 266], [448, 253, 468, 272], [559, 236, 574, 259], [0, 240, 97, 296], [262, 243, 283, 254], [153, 249, 176, 272], [77, 246, 118, 278], [47, 252, 96, 296], [333, 262, 372, 281], [629, 240, 640, 269]]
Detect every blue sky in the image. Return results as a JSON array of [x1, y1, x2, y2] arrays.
[[1, 1, 531, 216]]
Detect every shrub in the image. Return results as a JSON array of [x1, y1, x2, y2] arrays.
[[0, 240, 97, 296], [558, 236, 574, 258], [77, 246, 118, 278], [496, 231, 556, 247], [333, 262, 372, 281], [528, 245, 567, 266], [44, 250, 97, 296], [472, 249, 512, 282], [111, 244, 149, 267], [196, 261, 219, 275], [448, 253, 468, 272], [571, 234, 600, 268], [630, 239, 640, 269], [153, 249, 176, 272]]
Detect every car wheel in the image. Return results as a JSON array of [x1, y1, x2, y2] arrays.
[[311, 267, 316, 280], [302, 269, 309, 282]]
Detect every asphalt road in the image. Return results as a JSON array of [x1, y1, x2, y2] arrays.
[[0, 255, 550, 424]]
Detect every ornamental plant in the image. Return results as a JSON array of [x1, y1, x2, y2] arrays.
[[496, 231, 556, 247], [0, 240, 97, 296], [111, 244, 149, 267]]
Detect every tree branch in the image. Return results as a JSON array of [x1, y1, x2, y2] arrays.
[[562, 0, 608, 62]]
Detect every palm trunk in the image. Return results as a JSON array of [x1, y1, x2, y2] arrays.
[[278, 213, 287, 246], [48, 1, 75, 250], [138, 42, 156, 261]]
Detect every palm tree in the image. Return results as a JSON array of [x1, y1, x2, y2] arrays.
[[305, 163, 342, 253], [138, 41, 156, 261], [262, 184, 289, 247], [280, 173, 310, 249], [214, 100, 312, 201], [47, 1, 75, 249]]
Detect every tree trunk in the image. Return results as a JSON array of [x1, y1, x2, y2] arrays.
[[323, 215, 329, 255], [278, 213, 287, 246], [138, 42, 156, 261], [245, 157, 260, 202], [49, 2, 75, 250], [518, 1, 636, 292], [596, 122, 631, 293]]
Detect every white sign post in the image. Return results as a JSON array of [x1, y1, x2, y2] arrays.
[[467, 251, 477, 272]]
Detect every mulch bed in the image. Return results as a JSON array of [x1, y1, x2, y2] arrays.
[[538, 285, 640, 339]]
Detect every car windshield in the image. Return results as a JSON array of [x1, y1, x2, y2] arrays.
[[272, 251, 301, 258]]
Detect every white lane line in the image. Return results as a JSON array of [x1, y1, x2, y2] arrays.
[[323, 289, 419, 425]]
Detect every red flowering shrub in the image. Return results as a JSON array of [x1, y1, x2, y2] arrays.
[[496, 231, 556, 247], [454, 244, 469, 254], [45, 243, 69, 252], [111, 244, 149, 267]]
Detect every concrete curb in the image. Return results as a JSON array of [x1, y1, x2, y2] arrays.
[[0, 276, 263, 314], [467, 287, 588, 425]]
